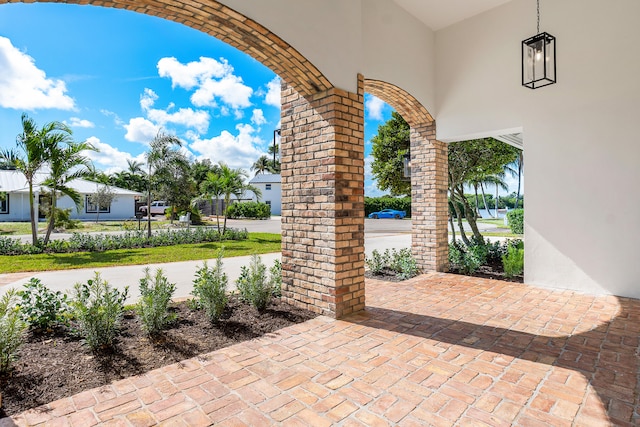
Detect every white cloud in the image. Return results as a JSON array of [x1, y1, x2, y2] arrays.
[[190, 123, 264, 171], [101, 109, 124, 126], [191, 74, 252, 109], [157, 56, 253, 111], [364, 154, 384, 196], [139, 88, 210, 134], [264, 77, 281, 108], [84, 136, 146, 174], [67, 117, 95, 128], [250, 109, 266, 126], [124, 117, 160, 144], [0, 36, 75, 110], [365, 94, 385, 121]]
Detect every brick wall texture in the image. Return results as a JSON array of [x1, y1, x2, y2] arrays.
[[280, 80, 366, 319]]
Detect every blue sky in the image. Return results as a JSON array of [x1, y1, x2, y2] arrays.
[[0, 3, 394, 196]]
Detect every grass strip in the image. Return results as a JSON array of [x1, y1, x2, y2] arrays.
[[0, 233, 281, 273]]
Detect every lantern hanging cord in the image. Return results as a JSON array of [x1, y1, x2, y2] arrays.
[[537, 0, 540, 34]]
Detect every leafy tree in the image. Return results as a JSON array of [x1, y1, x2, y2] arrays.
[[0, 114, 72, 245], [42, 139, 96, 244], [193, 171, 225, 232], [251, 155, 272, 176], [448, 138, 519, 244], [144, 132, 189, 234], [217, 163, 261, 234], [192, 159, 219, 190], [87, 184, 117, 223], [370, 112, 411, 197]]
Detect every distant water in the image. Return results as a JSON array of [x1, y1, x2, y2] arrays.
[[476, 208, 509, 222]]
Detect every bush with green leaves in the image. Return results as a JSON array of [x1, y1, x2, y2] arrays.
[[71, 272, 128, 350], [506, 209, 524, 234], [236, 254, 272, 311], [18, 278, 69, 330], [226, 201, 271, 219], [449, 241, 483, 274], [0, 227, 250, 256], [192, 253, 228, 322], [137, 268, 176, 335], [0, 289, 27, 373], [502, 242, 525, 278], [269, 259, 282, 297], [366, 248, 419, 279]]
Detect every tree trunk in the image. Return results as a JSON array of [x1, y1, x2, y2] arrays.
[[456, 186, 483, 242], [474, 184, 481, 217], [480, 183, 493, 218], [495, 183, 499, 216], [516, 159, 522, 209], [43, 191, 56, 245], [451, 194, 470, 245], [28, 183, 38, 246], [448, 205, 456, 242]]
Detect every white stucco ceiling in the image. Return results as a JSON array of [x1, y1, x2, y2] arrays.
[[393, 0, 513, 31]]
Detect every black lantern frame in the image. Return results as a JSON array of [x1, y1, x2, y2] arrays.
[[522, 32, 556, 89]]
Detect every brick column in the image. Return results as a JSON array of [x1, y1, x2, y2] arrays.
[[411, 123, 449, 272], [280, 80, 365, 319]]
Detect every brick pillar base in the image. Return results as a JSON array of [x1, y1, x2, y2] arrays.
[[280, 80, 365, 319], [411, 124, 449, 272]]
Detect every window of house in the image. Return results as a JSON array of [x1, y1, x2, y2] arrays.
[[0, 194, 8, 214], [265, 184, 272, 190], [85, 195, 111, 213], [265, 200, 271, 206]]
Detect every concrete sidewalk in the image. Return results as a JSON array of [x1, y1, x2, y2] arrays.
[[0, 252, 281, 304]]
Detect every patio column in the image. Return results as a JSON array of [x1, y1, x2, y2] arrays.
[[410, 123, 449, 272], [280, 79, 365, 319]]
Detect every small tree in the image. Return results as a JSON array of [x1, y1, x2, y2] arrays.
[[87, 184, 117, 223]]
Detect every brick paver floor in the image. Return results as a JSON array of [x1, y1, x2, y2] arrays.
[[2, 273, 639, 426]]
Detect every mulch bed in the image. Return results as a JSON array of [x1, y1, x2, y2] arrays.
[[0, 296, 317, 418]]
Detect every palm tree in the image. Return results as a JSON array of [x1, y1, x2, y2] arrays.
[[217, 163, 261, 234], [0, 114, 69, 245], [126, 159, 145, 175], [193, 171, 225, 232], [144, 132, 185, 237], [42, 140, 96, 244], [251, 155, 271, 176], [505, 150, 523, 208]]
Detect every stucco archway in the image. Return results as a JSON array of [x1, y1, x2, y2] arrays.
[[364, 78, 449, 272]]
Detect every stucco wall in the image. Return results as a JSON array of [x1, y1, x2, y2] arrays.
[[435, 0, 640, 297]]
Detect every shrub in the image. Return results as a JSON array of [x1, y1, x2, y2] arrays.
[[18, 278, 69, 330], [448, 241, 483, 274], [365, 250, 386, 275], [192, 253, 228, 322], [506, 209, 524, 234], [502, 244, 525, 278], [0, 289, 27, 374], [365, 196, 411, 217], [71, 272, 128, 350], [48, 207, 81, 230], [236, 254, 272, 311], [365, 248, 419, 279], [137, 268, 176, 335], [269, 259, 282, 297], [226, 201, 271, 219]]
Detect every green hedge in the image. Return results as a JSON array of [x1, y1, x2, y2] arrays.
[[226, 201, 271, 219], [365, 197, 411, 217], [506, 209, 524, 234]]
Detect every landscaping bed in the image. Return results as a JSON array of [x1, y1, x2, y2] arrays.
[[0, 296, 317, 418]]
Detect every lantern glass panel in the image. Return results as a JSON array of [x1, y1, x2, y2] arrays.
[[522, 32, 556, 89]]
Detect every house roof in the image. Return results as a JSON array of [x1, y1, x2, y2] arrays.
[[249, 173, 281, 184], [0, 170, 143, 196]]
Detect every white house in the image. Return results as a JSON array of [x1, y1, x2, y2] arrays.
[[0, 170, 143, 221], [249, 173, 281, 215]]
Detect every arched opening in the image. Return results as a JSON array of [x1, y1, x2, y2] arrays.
[[3, 0, 367, 319], [363, 78, 449, 273]]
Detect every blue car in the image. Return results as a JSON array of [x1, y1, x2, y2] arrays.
[[368, 209, 407, 219]]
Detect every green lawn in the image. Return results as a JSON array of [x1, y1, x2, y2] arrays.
[[476, 218, 509, 227], [0, 233, 281, 273]]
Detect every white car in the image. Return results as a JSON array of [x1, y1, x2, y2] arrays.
[[139, 201, 168, 216]]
